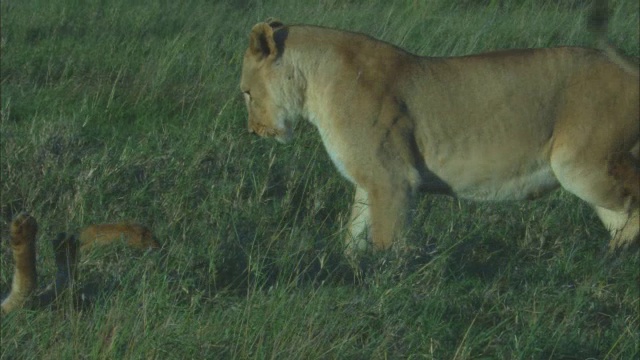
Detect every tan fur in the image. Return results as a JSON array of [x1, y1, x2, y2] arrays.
[[608, 152, 640, 203], [1, 212, 38, 314], [241, 2, 639, 255], [78, 223, 160, 252]]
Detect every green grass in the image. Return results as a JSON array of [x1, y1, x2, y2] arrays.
[[1, 0, 639, 358]]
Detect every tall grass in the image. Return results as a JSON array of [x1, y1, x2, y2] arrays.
[[1, 0, 638, 358]]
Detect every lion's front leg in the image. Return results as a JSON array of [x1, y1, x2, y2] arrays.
[[344, 186, 371, 257], [344, 181, 412, 257], [368, 183, 411, 252]]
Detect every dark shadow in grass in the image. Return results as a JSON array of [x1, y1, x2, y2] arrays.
[[538, 342, 604, 360], [181, 157, 363, 298], [443, 234, 511, 281], [168, 216, 363, 306], [205, 238, 360, 298]]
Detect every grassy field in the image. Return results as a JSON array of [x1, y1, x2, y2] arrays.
[[1, 0, 639, 358]]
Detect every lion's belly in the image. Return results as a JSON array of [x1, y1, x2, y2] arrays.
[[416, 115, 559, 201], [439, 161, 559, 201]]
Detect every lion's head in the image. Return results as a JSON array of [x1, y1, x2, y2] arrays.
[[240, 19, 305, 144]]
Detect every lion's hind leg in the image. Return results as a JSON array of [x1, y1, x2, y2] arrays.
[[595, 206, 639, 250], [608, 151, 640, 203], [604, 152, 640, 249], [551, 147, 639, 250]]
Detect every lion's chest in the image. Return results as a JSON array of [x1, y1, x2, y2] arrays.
[[315, 125, 356, 184]]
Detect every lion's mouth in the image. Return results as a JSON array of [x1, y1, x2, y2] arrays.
[[249, 122, 292, 143]]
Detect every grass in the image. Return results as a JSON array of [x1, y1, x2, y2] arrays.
[[1, 0, 639, 358]]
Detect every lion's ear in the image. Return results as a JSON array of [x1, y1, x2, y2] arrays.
[[249, 22, 278, 59]]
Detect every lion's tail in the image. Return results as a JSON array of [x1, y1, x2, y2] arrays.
[[588, 0, 639, 76]]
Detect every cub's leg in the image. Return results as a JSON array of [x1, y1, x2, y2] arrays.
[[1, 212, 38, 314], [344, 186, 371, 257]]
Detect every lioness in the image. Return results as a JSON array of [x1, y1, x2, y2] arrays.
[[240, 2, 639, 256]]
